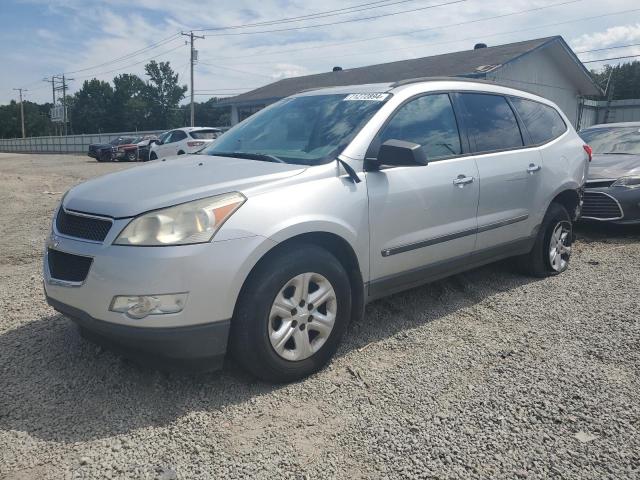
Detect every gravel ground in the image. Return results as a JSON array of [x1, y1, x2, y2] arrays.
[[0, 152, 639, 480]]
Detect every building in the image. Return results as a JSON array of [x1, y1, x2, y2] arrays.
[[219, 36, 602, 127]]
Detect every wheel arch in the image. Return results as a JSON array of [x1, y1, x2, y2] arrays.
[[235, 231, 365, 324], [549, 188, 582, 221]]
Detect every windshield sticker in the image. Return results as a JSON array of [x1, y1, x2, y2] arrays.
[[343, 93, 390, 101]]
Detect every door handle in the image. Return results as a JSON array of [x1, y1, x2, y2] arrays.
[[453, 175, 474, 187], [527, 163, 541, 173]]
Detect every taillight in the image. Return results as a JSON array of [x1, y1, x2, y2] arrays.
[[583, 144, 593, 162], [187, 141, 205, 147]]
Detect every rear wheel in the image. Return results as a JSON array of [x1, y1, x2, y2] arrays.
[[517, 202, 572, 277], [230, 245, 352, 382]]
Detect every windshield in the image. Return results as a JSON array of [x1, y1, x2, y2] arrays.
[[191, 129, 221, 140], [202, 93, 390, 165], [580, 126, 640, 155]]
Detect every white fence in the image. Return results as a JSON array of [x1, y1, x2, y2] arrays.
[[0, 130, 164, 154]]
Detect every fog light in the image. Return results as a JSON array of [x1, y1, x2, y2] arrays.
[[109, 293, 188, 319]]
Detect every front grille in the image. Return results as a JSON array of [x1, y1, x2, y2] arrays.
[[582, 191, 623, 220], [56, 208, 112, 242], [47, 249, 93, 283]]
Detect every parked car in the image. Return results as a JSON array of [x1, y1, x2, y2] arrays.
[[148, 127, 222, 160], [113, 135, 159, 162], [44, 79, 589, 382], [136, 135, 159, 162], [579, 122, 640, 224], [88, 136, 137, 162]]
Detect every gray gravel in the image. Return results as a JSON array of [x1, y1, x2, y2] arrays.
[[0, 152, 639, 479]]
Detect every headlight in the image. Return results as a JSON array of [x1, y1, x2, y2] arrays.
[[612, 176, 640, 188], [114, 192, 245, 246]]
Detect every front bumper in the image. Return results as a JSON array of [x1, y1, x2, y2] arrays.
[[44, 219, 278, 364], [47, 297, 230, 369], [581, 186, 640, 224]]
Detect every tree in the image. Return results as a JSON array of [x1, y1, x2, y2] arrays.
[[143, 61, 187, 130], [194, 98, 231, 127], [70, 79, 116, 133], [591, 61, 640, 100], [112, 73, 149, 131]]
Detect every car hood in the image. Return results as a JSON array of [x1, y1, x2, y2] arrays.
[[588, 153, 640, 180], [64, 154, 306, 218]]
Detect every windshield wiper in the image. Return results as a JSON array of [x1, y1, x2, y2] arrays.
[[210, 151, 286, 163]]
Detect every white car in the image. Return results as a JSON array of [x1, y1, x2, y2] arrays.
[[149, 127, 222, 160]]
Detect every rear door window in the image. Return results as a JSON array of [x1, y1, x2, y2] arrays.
[[510, 97, 567, 144], [378, 93, 462, 160], [459, 93, 523, 153]]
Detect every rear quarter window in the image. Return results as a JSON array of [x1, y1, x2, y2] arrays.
[[510, 97, 567, 145]]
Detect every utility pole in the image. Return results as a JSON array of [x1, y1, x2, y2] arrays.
[[43, 77, 57, 135], [52, 74, 73, 135], [12, 88, 27, 138], [182, 31, 204, 127]]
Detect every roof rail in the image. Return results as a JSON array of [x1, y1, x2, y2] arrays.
[[390, 75, 500, 88]]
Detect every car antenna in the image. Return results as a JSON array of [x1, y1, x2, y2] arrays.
[[336, 158, 361, 183]]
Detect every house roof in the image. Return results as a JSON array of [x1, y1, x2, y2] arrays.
[[220, 36, 601, 105]]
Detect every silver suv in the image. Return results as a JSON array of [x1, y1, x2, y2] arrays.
[[44, 78, 589, 382]]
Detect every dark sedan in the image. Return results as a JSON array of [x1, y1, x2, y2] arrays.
[[87, 137, 136, 162], [579, 122, 640, 224]]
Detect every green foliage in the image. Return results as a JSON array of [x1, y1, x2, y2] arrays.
[[0, 61, 199, 137], [142, 60, 188, 130], [70, 79, 116, 134], [591, 61, 640, 100]]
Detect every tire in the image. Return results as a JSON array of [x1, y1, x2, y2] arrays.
[[230, 244, 352, 382], [177, 150, 185, 155], [126, 151, 137, 162], [149, 152, 158, 161], [516, 202, 573, 277]]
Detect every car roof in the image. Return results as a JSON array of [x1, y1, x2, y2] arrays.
[[295, 77, 557, 107], [582, 122, 640, 130], [173, 127, 223, 132]]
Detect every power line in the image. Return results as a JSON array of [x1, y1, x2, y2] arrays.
[[63, 33, 182, 75], [74, 44, 186, 79], [195, 0, 469, 35], [576, 43, 640, 54], [200, 0, 584, 63], [213, 5, 630, 67], [583, 54, 640, 64], [197, 62, 274, 79], [192, 0, 425, 31]]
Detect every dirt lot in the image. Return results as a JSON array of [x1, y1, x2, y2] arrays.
[[0, 152, 639, 479]]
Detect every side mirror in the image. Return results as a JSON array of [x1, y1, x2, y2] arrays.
[[368, 139, 428, 169], [150, 139, 159, 145]]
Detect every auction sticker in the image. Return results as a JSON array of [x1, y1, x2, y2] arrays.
[[343, 93, 390, 101]]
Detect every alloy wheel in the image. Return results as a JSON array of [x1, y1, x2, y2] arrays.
[[549, 220, 572, 272], [268, 272, 337, 361]]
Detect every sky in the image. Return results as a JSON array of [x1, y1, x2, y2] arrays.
[[1, 0, 639, 105]]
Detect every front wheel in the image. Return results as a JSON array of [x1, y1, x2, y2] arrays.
[[230, 245, 352, 382], [126, 151, 137, 162], [149, 152, 158, 161], [517, 202, 572, 277]]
